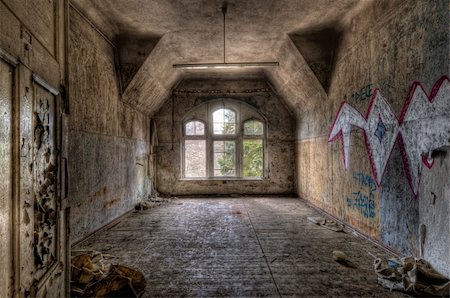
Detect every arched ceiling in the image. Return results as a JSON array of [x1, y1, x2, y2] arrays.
[[71, 0, 364, 116]]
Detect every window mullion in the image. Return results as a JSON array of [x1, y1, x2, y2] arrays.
[[237, 135, 242, 178]]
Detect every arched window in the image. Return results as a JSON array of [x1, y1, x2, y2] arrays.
[[182, 100, 266, 179]]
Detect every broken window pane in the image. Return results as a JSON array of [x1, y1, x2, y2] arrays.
[[184, 140, 206, 177], [244, 120, 263, 135], [213, 109, 236, 135], [213, 141, 236, 176], [185, 121, 205, 136], [243, 139, 263, 178]]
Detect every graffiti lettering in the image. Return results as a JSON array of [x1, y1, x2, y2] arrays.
[[344, 84, 372, 102], [353, 172, 377, 192], [346, 172, 376, 219]]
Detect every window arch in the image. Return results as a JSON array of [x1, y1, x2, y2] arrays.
[[212, 108, 236, 135], [182, 99, 266, 179], [185, 120, 205, 136]]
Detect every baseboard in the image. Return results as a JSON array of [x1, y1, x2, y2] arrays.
[[166, 193, 298, 198], [71, 208, 135, 247], [300, 197, 403, 258]]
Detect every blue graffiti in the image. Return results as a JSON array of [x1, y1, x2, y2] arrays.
[[346, 191, 375, 219], [347, 173, 376, 219], [352, 172, 377, 192]]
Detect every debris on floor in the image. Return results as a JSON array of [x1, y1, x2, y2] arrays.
[[374, 256, 449, 296], [307, 216, 344, 232], [134, 194, 177, 211], [332, 250, 357, 268], [71, 251, 146, 297]]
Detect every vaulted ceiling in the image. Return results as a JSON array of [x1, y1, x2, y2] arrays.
[[71, 0, 366, 116]]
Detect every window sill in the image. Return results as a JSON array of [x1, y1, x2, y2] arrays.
[[180, 177, 265, 181]]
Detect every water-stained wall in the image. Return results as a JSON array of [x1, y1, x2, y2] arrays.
[[68, 6, 150, 243], [154, 78, 296, 196], [297, 0, 449, 276]]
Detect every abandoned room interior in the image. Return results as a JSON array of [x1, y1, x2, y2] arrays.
[[0, 0, 449, 297]]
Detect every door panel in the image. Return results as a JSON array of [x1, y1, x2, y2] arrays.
[[0, 56, 14, 298], [30, 76, 64, 297], [33, 81, 58, 279], [16, 67, 66, 297]]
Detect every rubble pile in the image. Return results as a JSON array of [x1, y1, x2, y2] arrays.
[[374, 256, 449, 297], [71, 251, 146, 297]]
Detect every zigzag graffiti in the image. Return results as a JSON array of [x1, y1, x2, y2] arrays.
[[328, 75, 450, 196]]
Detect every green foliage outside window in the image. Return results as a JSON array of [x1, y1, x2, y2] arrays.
[[243, 139, 263, 177], [216, 141, 236, 176]]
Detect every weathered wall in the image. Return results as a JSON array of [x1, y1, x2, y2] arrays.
[[419, 149, 450, 277], [154, 78, 296, 196], [68, 7, 150, 242], [297, 0, 449, 276]]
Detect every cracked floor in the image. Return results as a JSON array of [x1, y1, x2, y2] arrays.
[[73, 197, 410, 297]]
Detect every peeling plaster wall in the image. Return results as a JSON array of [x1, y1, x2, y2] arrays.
[[154, 78, 296, 196], [69, 7, 150, 242], [0, 0, 69, 295], [297, 0, 449, 276]]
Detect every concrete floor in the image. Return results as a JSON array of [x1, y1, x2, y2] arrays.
[[74, 198, 410, 297]]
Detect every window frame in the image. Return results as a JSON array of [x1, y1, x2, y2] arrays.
[[181, 99, 267, 180], [242, 119, 265, 178], [181, 119, 207, 178], [209, 105, 239, 178]]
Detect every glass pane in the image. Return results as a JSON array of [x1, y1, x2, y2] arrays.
[[185, 121, 204, 136], [213, 141, 236, 176], [243, 139, 263, 178], [213, 109, 236, 135], [185, 122, 195, 135], [184, 140, 206, 177], [195, 121, 205, 135], [244, 120, 263, 135]]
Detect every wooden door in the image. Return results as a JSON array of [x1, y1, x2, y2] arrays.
[[28, 74, 65, 297], [0, 0, 68, 295], [0, 49, 16, 298]]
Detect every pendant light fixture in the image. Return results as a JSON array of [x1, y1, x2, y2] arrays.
[[173, 2, 279, 69]]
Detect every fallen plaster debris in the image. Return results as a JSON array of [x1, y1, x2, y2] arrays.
[[134, 194, 178, 211], [307, 216, 344, 232], [374, 256, 449, 296], [71, 251, 146, 297], [332, 250, 357, 268]]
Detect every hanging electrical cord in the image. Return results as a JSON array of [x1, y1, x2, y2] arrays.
[[222, 1, 227, 63]]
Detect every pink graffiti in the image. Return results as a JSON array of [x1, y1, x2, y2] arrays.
[[328, 75, 450, 196]]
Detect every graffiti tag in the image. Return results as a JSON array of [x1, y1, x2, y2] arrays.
[[344, 84, 373, 102], [346, 173, 376, 219], [329, 76, 450, 196]]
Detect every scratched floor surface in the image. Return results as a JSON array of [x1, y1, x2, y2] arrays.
[[74, 198, 410, 297]]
